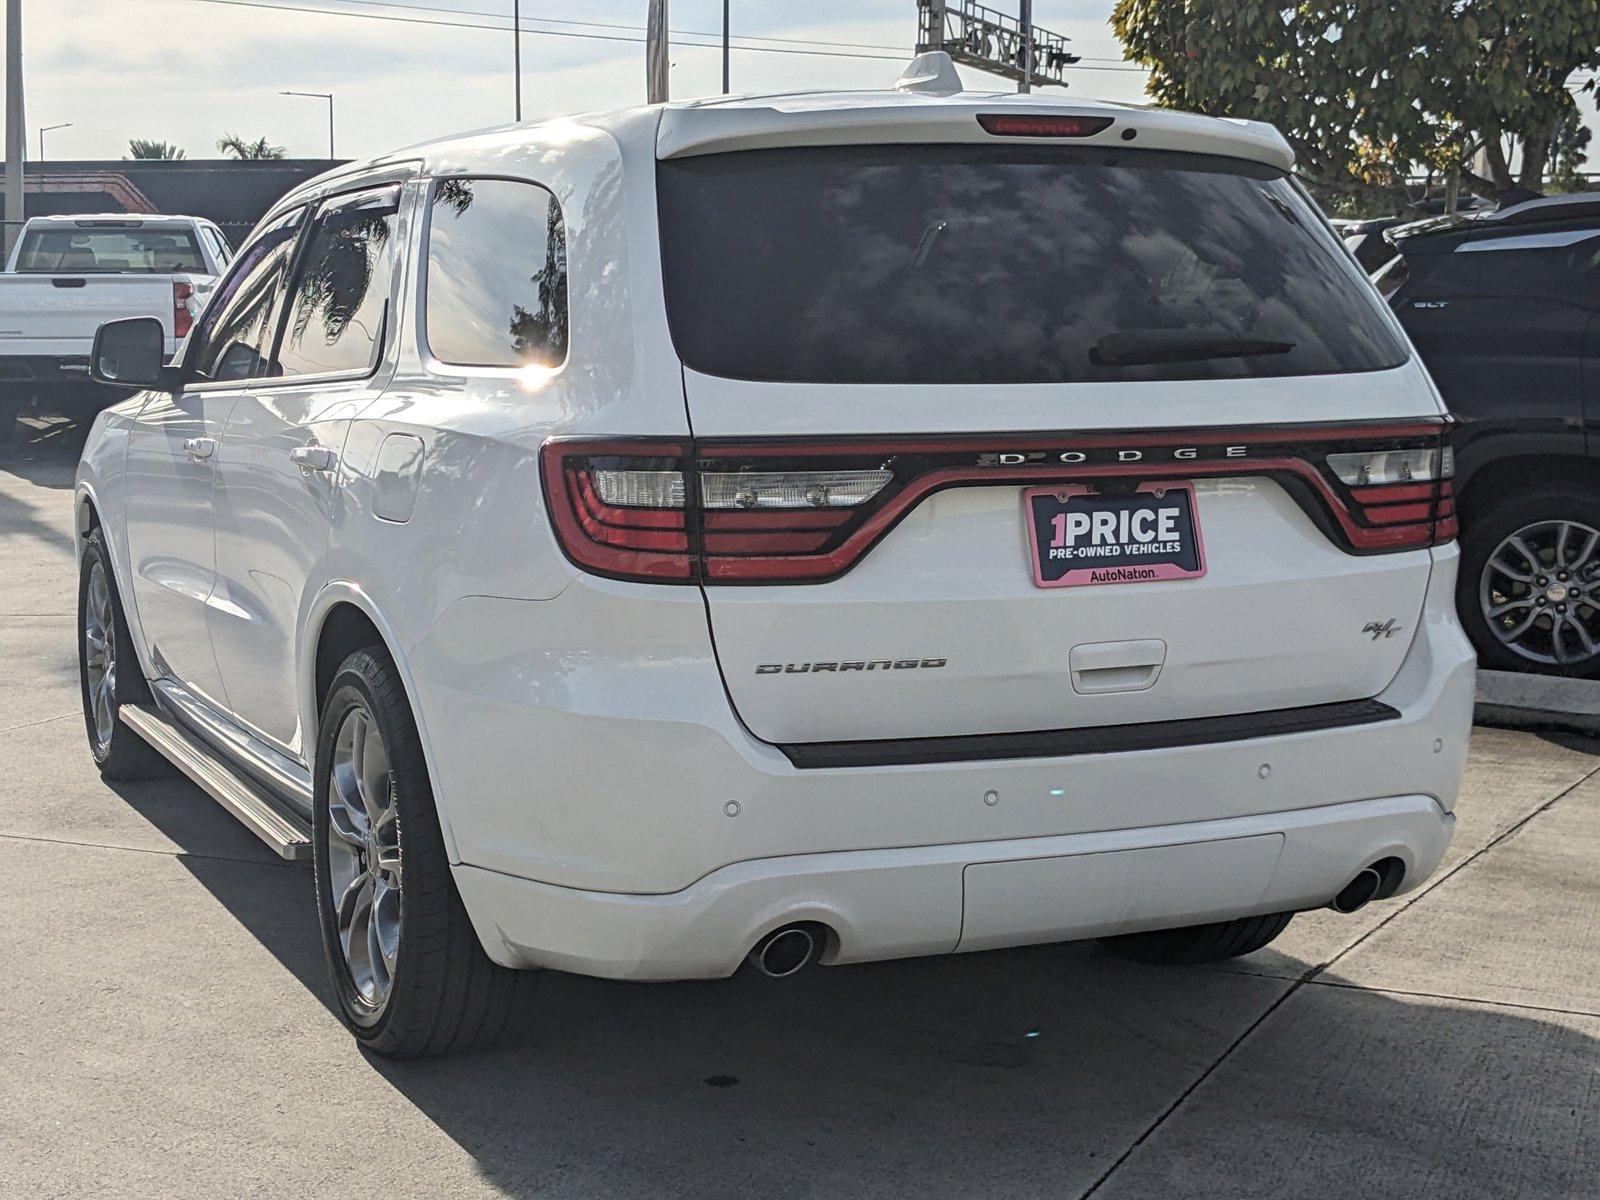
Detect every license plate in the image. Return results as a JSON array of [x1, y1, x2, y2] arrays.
[[1024, 482, 1207, 588]]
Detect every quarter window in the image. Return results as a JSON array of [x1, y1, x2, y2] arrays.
[[192, 208, 304, 383], [424, 177, 569, 369], [270, 185, 403, 379]]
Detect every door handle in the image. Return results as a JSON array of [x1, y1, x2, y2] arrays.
[[290, 444, 337, 475], [183, 436, 216, 461]]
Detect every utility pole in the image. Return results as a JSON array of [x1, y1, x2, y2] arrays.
[[280, 92, 334, 158], [646, 0, 668, 104], [1018, 0, 1032, 94], [4, 0, 23, 260], [512, 0, 521, 121], [721, 0, 729, 94]]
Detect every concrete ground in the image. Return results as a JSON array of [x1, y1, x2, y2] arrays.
[[1, 415, 1596, 1200]]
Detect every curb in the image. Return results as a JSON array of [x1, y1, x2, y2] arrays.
[[1475, 668, 1600, 736]]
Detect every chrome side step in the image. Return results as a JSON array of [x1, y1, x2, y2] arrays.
[[121, 704, 312, 860]]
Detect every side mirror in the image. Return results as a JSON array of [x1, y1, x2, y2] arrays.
[[90, 317, 179, 392]]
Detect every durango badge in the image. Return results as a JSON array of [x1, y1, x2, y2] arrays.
[[756, 658, 948, 675]]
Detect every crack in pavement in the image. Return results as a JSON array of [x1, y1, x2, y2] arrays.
[[1076, 759, 1600, 1199], [0, 712, 74, 735]]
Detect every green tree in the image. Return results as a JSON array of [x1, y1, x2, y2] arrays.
[[1546, 106, 1593, 192], [1111, 1, 1600, 210], [125, 139, 185, 160], [215, 133, 286, 160]]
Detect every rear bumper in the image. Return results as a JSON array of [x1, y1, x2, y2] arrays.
[[455, 793, 1453, 978], [412, 546, 1475, 978]]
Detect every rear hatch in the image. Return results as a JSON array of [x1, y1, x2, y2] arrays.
[[548, 128, 1453, 748]]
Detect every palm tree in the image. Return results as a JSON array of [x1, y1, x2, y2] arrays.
[[125, 139, 186, 160], [215, 133, 286, 161]]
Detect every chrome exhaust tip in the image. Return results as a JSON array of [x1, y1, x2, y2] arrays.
[[1329, 866, 1384, 915], [748, 925, 819, 978]]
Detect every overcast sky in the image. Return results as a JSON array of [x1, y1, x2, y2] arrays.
[[11, 1, 1597, 169], [9, 0, 1152, 161]]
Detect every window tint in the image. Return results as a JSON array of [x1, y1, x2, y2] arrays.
[[424, 178, 568, 368], [1405, 228, 1600, 307], [271, 185, 402, 379], [193, 209, 304, 382], [15, 225, 206, 274], [657, 145, 1409, 385]]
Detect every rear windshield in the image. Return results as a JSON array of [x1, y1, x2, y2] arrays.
[[14, 226, 205, 274], [657, 145, 1408, 384]]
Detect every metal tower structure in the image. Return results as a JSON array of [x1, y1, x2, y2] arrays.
[[915, 0, 1080, 91]]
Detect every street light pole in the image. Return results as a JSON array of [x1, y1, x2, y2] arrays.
[[722, 0, 729, 95], [4, 0, 24, 260], [279, 91, 335, 158], [512, 0, 521, 121], [39, 121, 70, 161]]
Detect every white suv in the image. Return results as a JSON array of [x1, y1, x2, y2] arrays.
[[75, 57, 1474, 1058]]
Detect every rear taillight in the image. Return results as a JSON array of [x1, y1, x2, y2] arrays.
[[1328, 442, 1456, 545], [542, 441, 693, 580], [541, 421, 1456, 586], [172, 281, 196, 340]]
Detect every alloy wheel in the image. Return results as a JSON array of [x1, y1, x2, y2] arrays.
[[83, 561, 117, 756], [325, 703, 402, 1012], [1479, 519, 1600, 667]]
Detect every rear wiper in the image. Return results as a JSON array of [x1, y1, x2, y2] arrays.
[[1090, 330, 1296, 367]]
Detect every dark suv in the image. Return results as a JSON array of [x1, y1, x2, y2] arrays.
[[1390, 194, 1600, 675]]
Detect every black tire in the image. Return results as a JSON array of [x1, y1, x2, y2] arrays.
[[1101, 912, 1294, 965], [1458, 483, 1600, 678], [312, 648, 537, 1059], [77, 527, 167, 780]]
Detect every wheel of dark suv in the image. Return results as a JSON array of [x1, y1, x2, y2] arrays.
[[1459, 484, 1600, 677], [77, 528, 166, 780], [1101, 912, 1294, 965], [312, 648, 537, 1058]]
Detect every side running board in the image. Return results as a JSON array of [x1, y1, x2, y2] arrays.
[[120, 704, 312, 860]]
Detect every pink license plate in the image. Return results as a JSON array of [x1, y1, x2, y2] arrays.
[[1024, 482, 1207, 588]]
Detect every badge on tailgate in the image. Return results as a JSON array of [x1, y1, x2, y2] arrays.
[[1024, 483, 1206, 588]]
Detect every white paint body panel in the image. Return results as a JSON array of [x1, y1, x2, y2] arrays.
[[73, 86, 1474, 981]]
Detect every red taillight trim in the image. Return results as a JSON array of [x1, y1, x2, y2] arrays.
[[541, 440, 694, 581], [172, 281, 195, 340], [540, 421, 1455, 585], [977, 114, 1115, 138]]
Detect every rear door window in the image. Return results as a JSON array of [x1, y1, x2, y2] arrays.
[[268, 185, 403, 379], [422, 177, 569, 369], [657, 145, 1409, 385]]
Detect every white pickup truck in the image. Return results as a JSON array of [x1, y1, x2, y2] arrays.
[[0, 213, 230, 439]]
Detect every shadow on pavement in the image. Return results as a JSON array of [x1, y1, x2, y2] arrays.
[[118, 763, 1600, 1200]]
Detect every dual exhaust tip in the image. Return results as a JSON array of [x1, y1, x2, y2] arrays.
[[751, 867, 1394, 973], [747, 923, 825, 979]]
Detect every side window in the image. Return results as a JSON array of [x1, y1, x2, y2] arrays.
[[192, 209, 305, 383], [203, 226, 231, 268], [269, 185, 402, 379], [424, 177, 568, 369]]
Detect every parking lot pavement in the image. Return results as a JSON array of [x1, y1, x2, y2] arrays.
[[2, 417, 1596, 1200]]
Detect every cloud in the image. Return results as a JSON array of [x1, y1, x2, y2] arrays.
[[8, 0, 1147, 161]]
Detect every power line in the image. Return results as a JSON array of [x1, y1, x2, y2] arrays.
[[185, 0, 1150, 71], [184, 0, 908, 61]]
